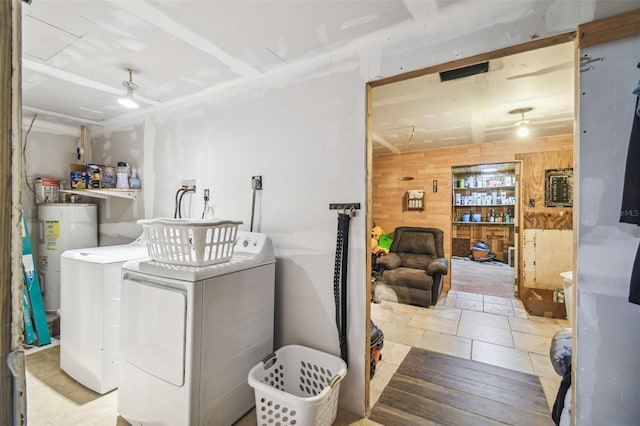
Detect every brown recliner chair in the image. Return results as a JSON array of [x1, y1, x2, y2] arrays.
[[376, 227, 448, 307]]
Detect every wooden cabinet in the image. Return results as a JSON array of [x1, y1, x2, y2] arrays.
[[451, 163, 518, 261]]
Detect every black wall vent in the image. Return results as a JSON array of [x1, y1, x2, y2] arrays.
[[439, 62, 489, 82]]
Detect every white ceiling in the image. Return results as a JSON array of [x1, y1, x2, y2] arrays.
[[18, 1, 599, 151], [21, 0, 413, 128], [371, 41, 576, 155]]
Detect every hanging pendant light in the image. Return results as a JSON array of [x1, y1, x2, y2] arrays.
[[517, 124, 529, 138], [509, 107, 533, 138], [118, 69, 140, 109]]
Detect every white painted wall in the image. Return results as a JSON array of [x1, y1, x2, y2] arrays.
[[91, 125, 146, 245], [22, 129, 79, 260], [577, 34, 640, 424], [141, 69, 368, 410]]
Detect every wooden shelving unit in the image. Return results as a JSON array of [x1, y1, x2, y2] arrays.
[[403, 192, 424, 211], [451, 163, 519, 261]]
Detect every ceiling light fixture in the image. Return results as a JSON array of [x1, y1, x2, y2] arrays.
[[118, 69, 140, 109], [509, 107, 533, 138]]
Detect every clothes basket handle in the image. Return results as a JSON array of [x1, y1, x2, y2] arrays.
[[261, 352, 277, 368], [329, 374, 342, 389]]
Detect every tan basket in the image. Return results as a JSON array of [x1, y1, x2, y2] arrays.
[[137, 218, 242, 266]]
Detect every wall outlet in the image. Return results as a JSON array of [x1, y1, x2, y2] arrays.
[[182, 179, 197, 190], [252, 176, 263, 190]]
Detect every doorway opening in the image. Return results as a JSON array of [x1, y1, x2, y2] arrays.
[[366, 34, 576, 413], [451, 161, 520, 299]]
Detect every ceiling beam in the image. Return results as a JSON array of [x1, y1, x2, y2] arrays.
[[94, 0, 565, 134], [372, 132, 401, 154], [108, 0, 260, 78], [23, 105, 103, 126], [22, 116, 81, 136], [401, 0, 437, 22], [23, 59, 161, 106]]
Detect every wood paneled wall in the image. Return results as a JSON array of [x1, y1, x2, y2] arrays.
[[516, 150, 574, 290], [516, 150, 574, 230], [372, 135, 573, 288]]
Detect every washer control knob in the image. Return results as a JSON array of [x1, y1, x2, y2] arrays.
[[242, 239, 249, 247]]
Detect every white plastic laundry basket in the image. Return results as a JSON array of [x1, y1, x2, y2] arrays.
[[248, 345, 348, 426], [137, 218, 242, 266]]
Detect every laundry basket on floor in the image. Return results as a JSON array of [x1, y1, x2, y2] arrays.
[[248, 345, 348, 426]]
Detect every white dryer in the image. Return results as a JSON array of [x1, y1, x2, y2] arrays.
[[60, 237, 149, 394], [117, 231, 275, 426]]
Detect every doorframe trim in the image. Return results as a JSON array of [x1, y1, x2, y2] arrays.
[[579, 8, 640, 48], [369, 32, 576, 89]]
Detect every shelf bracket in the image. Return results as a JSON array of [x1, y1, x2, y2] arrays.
[[60, 189, 138, 200]]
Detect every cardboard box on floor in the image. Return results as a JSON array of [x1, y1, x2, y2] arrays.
[[522, 288, 567, 319]]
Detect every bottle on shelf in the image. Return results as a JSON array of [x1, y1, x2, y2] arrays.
[[116, 162, 130, 189], [130, 167, 141, 190]]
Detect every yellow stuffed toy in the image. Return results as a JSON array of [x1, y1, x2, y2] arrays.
[[371, 225, 388, 254]]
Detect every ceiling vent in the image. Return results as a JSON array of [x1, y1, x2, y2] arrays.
[[439, 62, 489, 82]]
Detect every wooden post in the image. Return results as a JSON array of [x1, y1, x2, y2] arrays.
[[1, 1, 23, 424], [0, 0, 15, 422]]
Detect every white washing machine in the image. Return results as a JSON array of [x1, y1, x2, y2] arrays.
[[60, 237, 149, 394], [118, 231, 275, 426]]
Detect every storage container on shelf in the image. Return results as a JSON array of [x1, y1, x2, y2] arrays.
[[35, 177, 60, 203], [102, 167, 117, 188]]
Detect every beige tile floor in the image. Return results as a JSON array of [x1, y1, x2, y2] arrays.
[[369, 290, 570, 413], [25, 290, 569, 425]]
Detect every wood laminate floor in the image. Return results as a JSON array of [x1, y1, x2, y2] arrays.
[[369, 347, 553, 426]]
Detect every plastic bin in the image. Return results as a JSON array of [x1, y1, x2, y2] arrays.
[[248, 345, 348, 426], [137, 218, 241, 266], [378, 234, 393, 252], [561, 271, 574, 328]]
